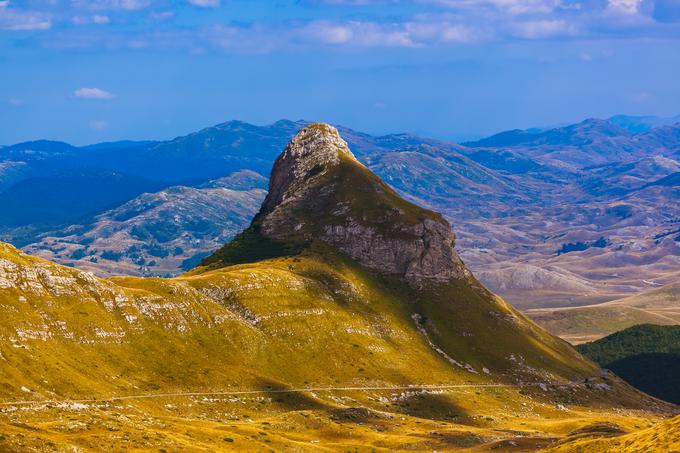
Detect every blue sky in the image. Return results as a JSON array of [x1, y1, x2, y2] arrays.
[[1, 0, 679, 145]]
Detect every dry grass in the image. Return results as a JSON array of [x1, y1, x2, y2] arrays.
[[0, 243, 675, 451]]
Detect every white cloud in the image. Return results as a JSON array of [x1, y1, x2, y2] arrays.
[[188, 0, 220, 7], [72, 15, 110, 25], [74, 87, 115, 99], [71, 0, 150, 11], [429, 0, 561, 15], [17, 0, 680, 53], [512, 19, 576, 38], [0, 2, 51, 30], [300, 21, 419, 47], [324, 19, 481, 47], [607, 0, 644, 15], [305, 22, 354, 44], [149, 10, 174, 20], [405, 20, 481, 43]]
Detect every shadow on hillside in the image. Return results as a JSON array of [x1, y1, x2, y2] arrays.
[[390, 391, 473, 424], [255, 378, 331, 412]]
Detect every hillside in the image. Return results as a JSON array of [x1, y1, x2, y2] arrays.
[[576, 325, 680, 404], [526, 282, 680, 343], [0, 124, 671, 452], [609, 114, 680, 133], [577, 324, 680, 364], [547, 414, 680, 452]]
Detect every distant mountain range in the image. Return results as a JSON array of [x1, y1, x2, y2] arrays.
[[1, 116, 679, 310]]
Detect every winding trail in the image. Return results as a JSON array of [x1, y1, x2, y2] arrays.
[[0, 383, 517, 408]]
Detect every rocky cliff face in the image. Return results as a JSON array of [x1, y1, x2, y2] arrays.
[[255, 123, 469, 286]]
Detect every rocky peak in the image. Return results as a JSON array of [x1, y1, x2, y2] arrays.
[[260, 123, 357, 215], [245, 123, 469, 286]]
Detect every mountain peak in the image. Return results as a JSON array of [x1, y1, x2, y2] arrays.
[[261, 123, 357, 215], [208, 124, 469, 287]]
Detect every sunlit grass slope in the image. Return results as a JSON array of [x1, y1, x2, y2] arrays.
[[1, 241, 598, 401], [546, 414, 680, 452], [0, 242, 673, 451]]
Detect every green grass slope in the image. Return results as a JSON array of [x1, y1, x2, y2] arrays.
[[0, 241, 597, 401]]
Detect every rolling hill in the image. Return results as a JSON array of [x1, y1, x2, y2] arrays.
[[0, 169, 165, 229], [526, 282, 680, 343], [608, 114, 680, 133], [547, 414, 680, 452], [0, 124, 671, 452]]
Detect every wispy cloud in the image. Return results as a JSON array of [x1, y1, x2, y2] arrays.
[[149, 10, 174, 20], [607, 0, 644, 15], [72, 15, 110, 25], [70, 0, 151, 11], [74, 87, 115, 99], [0, 1, 51, 30], [298, 21, 418, 47], [511, 19, 577, 39], [7, 0, 680, 52], [187, 0, 220, 7], [427, 0, 569, 15]]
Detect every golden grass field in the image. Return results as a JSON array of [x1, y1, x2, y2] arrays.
[[0, 243, 677, 451]]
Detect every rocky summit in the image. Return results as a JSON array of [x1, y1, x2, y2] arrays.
[[233, 123, 469, 286]]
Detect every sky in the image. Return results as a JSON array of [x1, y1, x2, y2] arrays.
[[1, 0, 680, 145]]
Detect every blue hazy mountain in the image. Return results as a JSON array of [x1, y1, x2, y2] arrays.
[[0, 169, 165, 229], [464, 119, 631, 148], [609, 114, 680, 133]]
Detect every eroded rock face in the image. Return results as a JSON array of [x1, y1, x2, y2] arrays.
[[257, 123, 469, 286], [322, 218, 469, 285]]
